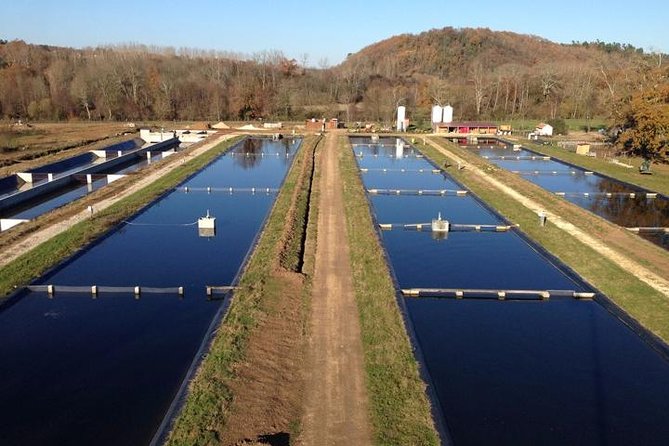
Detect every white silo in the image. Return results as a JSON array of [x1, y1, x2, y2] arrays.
[[397, 106, 406, 131], [443, 105, 454, 123], [431, 105, 443, 124]]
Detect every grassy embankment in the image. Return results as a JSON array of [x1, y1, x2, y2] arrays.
[[339, 137, 440, 445], [0, 136, 243, 298], [0, 122, 132, 171], [166, 135, 321, 444], [514, 138, 669, 196], [416, 137, 669, 343], [497, 118, 608, 132]]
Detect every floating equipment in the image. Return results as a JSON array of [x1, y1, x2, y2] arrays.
[[431, 212, 450, 233], [198, 210, 216, 238], [27, 284, 185, 297], [367, 188, 467, 196], [206, 285, 238, 299], [626, 227, 669, 234], [553, 191, 650, 199], [483, 155, 551, 161], [379, 222, 515, 232], [401, 288, 594, 300]]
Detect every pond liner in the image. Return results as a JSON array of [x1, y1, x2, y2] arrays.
[[148, 137, 303, 446], [354, 136, 669, 444], [0, 136, 247, 317], [463, 137, 669, 250]]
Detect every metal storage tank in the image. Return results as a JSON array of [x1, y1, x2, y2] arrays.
[[397, 106, 406, 131], [443, 105, 454, 123], [431, 105, 443, 123]]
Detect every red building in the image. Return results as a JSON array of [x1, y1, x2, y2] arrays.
[[434, 121, 498, 135]]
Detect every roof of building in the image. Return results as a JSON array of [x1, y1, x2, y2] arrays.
[[437, 121, 498, 127]]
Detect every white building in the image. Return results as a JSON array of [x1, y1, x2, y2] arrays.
[[535, 123, 553, 136]]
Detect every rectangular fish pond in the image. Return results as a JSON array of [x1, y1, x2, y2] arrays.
[[0, 139, 180, 227], [352, 136, 669, 446], [451, 137, 669, 249], [0, 137, 300, 446]]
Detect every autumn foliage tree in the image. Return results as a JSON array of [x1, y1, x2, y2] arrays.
[[611, 70, 669, 165], [0, 29, 664, 124]]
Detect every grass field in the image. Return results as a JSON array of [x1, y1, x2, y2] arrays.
[[496, 118, 608, 133]]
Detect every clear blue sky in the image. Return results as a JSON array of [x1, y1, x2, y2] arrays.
[[2, 0, 667, 66]]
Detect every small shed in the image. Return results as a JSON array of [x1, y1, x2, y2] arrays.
[[305, 118, 325, 132]]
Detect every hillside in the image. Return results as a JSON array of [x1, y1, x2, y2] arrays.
[[335, 27, 659, 123], [0, 28, 664, 125]]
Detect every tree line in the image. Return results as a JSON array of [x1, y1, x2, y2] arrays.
[[0, 28, 666, 129]]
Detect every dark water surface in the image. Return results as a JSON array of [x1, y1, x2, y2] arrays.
[[352, 136, 669, 446], [0, 138, 300, 446], [452, 137, 669, 249]]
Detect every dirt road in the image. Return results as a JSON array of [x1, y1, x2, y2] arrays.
[[299, 133, 372, 445]]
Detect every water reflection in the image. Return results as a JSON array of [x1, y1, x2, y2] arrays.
[[457, 138, 669, 249], [235, 138, 264, 169]]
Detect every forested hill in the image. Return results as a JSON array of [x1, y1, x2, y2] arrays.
[[336, 27, 660, 122], [341, 27, 645, 78], [0, 28, 664, 124]]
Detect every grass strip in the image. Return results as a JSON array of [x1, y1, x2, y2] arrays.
[[166, 135, 320, 445], [417, 138, 669, 344], [0, 136, 242, 298], [339, 136, 439, 446]]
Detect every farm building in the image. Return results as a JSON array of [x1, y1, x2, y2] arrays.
[[535, 123, 554, 136], [434, 121, 498, 135], [305, 118, 340, 132]]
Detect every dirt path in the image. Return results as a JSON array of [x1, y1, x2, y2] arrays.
[[299, 133, 372, 446], [427, 138, 669, 298], [0, 133, 235, 269]]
